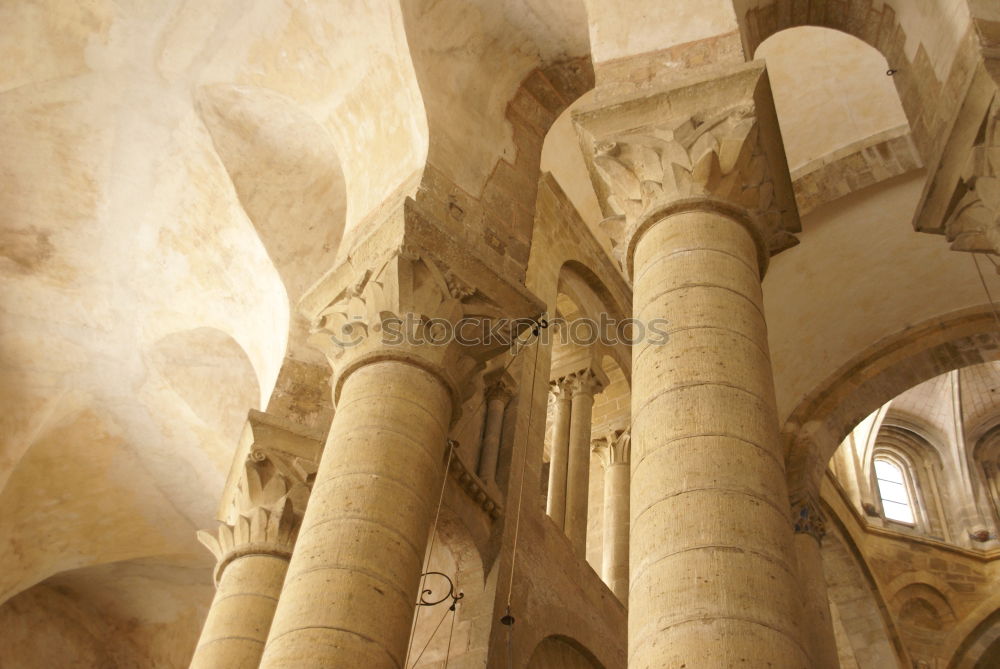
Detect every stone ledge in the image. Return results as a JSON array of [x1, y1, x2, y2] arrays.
[[791, 126, 922, 216]]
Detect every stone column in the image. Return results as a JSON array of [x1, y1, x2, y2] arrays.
[[601, 428, 630, 603], [792, 495, 839, 669], [576, 62, 807, 667], [477, 372, 514, 482], [258, 203, 542, 669], [564, 368, 605, 556], [546, 378, 573, 527], [192, 414, 320, 669]]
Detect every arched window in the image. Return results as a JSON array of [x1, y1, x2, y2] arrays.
[[874, 457, 915, 524]]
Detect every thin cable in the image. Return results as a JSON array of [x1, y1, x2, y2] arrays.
[[405, 318, 546, 668], [443, 602, 458, 669], [972, 253, 1000, 331], [504, 325, 544, 608], [404, 441, 456, 668], [408, 604, 451, 668]]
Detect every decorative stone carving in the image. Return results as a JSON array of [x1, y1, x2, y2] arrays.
[[603, 427, 631, 466], [299, 199, 545, 413], [484, 370, 516, 405], [308, 249, 491, 400], [593, 105, 773, 219], [574, 61, 800, 278], [196, 411, 323, 583], [197, 443, 316, 583], [792, 494, 827, 543], [566, 367, 606, 397], [944, 98, 1000, 253]]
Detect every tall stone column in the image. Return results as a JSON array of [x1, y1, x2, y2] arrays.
[[546, 378, 573, 526], [564, 368, 605, 556], [601, 428, 630, 603], [792, 495, 839, 669], [477, 371, 514, 483], [258, 202, 542, 669], [576, 62, 807, 667], [192, 413, 320, 669]]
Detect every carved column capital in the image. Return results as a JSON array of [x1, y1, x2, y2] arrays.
[[549, 375, 574, 398], [484, 369, 516, 405], [574, 61, 800, 279], [595, 427, 631, 467], [944, 98, 1000, 253], [567, 367, 606, 397], [198, 447, 316, 584], [791, 493, 827, 544], [300, 199, 544, 416], [198, 412, 323, 583]]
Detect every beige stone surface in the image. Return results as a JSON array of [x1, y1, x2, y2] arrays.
[[5, 1, 1000, 667], [757, 26, 909, 171]]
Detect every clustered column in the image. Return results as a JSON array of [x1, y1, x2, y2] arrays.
[[600, 428, 630, 603], [792, 494, 840, 669], [546, 368, 605, 555], [576, 62, 809, 667], [546, 377, 573, 526], [564, 369, 605, 556], [477, 373, 514, 483]]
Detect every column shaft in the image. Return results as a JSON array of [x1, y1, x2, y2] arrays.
[[546, 387, 572, 526], [258, 360, 452, 669], [565, 383, 596, 556], [602, 462, 629, 602], [477, 394, 507, 482], [190, 555, 288, 669], [794, 533, 839, 669], [629, 211, 807, 667]]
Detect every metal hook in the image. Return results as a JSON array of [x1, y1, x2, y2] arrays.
[[417, 571, 464, 609]]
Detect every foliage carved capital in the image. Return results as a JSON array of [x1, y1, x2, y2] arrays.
[[574, 61, 800, 279]]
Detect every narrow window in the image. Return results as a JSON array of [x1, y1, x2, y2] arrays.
[[874, 458, 914, 524]]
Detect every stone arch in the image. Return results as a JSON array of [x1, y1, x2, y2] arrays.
[[893, 580, 958, 667], [943, 591, 1000, 668], [557, 260, 631, 383], [526, 635, 606, 669], [973, 425, 1000, 528], [784, 305, 1000, 499], [733, 0, 972, 160], [753, 25, 920, 216], [402, 0, 594, 276], [868, 425, 951, 537], [892, 581, 957, 631], [149, 327, 261, 441], [823, 511, 909, 667]]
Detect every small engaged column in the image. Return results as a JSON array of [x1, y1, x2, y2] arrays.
[[792, 495, 840, 669], [564, 369, 605, 556], [477, 374, 513, 483], [576, 62, 808, 667], [546, 378, 573, 526], [601, 429, 630, 603]]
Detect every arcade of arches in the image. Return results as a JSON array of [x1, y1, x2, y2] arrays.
[[7, 1, 1000, 667]]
